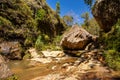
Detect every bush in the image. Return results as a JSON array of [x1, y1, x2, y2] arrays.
[[0, 16, 12, 27], [0, 0, 37, 47], [53, 35, 62, 46], [35, 35, 44, 50], [104, 50, 120, 70], [36, 9, 46, 21], [35, 35, 62, 51], [103, 19, 120, 52], [6, 75, 19, 80], [82, 18, 100, 36], [103, 19, 120, 70], [41, 34, 50, 43]]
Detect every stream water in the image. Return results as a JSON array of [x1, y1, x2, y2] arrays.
[[7, 57, 77, 80], [6, 49, 120, 80]]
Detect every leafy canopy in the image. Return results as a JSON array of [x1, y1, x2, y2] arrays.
[[84, 0, 95, 7], [56, 1, 60, 14]]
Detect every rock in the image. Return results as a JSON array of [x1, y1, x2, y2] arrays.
[[0, 55, 13, 79], [0, 42, 23, 60], [28, 48, 40, 58], [31, 57, 52, 63], [64, 50, 89, 56], [80, 72, 112, 80], [74, 59, 81, 66], [52, 66, 57, 70], [41, 51, 65, 58], [28, 49, 65, 63], [64, 77, 77, 80], [61, 63, 70, 68], [60, 25, 94, 50], [85, 42, 98, 50], [24, 0, 66, 38], [78, 63, 92, 71], [66, 66, 76, 72], [92, 0, 120, 32], [31, 74, 63, 80], [32, 73, 78, 80]]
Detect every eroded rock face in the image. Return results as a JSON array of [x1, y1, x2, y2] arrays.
[[0, 55, 13, 79], [0, 42, 23, 60], [60, 25, 93, 50], [92, 0, 120, 32]]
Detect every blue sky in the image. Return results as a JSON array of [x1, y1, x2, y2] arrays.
[[46, 0, 93, 24]]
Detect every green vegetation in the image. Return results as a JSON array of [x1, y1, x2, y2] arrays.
[[63, 15, 73, 26], [102, 19, 120, 51], [35, 35, 44, 50], [0, 16, 12, 27], [81, 12, 90, 27], [0, 0, 66, 52], [0, 0, 37, 47], [36, 9, 46, 21], [84, 0, 95, 7], [80, 3, 120, 70], [102, 19, 120, 70], [83, 0, 120, 70], [35, 35, 62, 51], [0, 0, 119, 71], [104, 50, 120, 70], [81, 17, 100, 35], [6, 75, 19, 80], [56, 1, 60, 15]]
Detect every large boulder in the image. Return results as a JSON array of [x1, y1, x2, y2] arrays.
[[0, 55, 13, 79], [92, 0, 120, 32], [60, 25, 94, 50], [0, 42, 23, 60]]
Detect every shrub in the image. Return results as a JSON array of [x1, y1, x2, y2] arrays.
[[104, 50, 120, 70], [0, 16, 12, 27], [6, 75, 19, 80], [53, 35, 62, 46], [41, 34, 50, 43], [0, 0, 37, 47], [36, 9, 46, 21], [35, 35, 44, 50], [35, 35, 62, 51], [23, 53, 31, 60], [82, 18, 100, 36], [103, 19, 120, 52], [103, 19, 120, 70]]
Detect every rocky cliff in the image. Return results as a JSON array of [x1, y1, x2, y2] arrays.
[[0, 0, 66, 59]]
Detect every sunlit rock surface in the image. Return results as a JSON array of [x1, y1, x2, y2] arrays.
[[60, 25, 98, 51], [0, 55, 13, 79]]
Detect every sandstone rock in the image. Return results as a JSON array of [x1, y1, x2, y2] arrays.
[[30, 57, 52, 63], [28, 48, 40, 58], [0, 42, 23, 60], [41, 51, 65, 58], [31, 74, 62, 80], [0, 55, 13, 79], [64, 77, 77, 80], [60, 25, 93, 50], [92, 0, 120, 32]]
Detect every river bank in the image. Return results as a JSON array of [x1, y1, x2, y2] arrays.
[[6, 49, 120, 80]]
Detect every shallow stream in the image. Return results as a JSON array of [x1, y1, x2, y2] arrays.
[[7, 57, 77, 80]]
